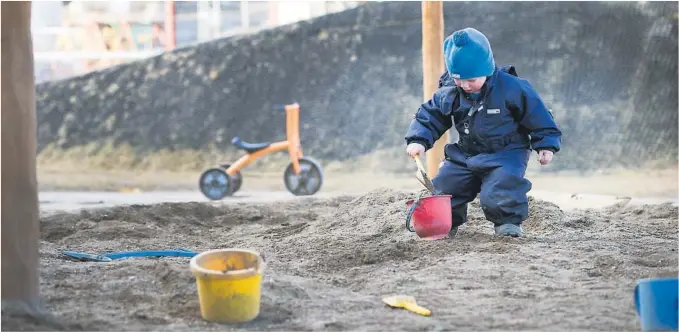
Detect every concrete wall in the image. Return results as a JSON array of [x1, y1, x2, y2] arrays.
[[35, 1, 678, 172]]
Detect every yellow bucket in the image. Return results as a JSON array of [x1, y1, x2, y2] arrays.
[[189, 248, 265, 323]]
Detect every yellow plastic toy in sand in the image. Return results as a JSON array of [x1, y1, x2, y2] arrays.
[[382, 295, 432, 316], [189, 248, 266, 323]]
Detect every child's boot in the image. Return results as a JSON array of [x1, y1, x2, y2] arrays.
[[494, 224, 522, 237], [448, 225, 459, 238]]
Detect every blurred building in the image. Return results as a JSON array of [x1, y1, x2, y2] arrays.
[[31, 0, 363, 83]]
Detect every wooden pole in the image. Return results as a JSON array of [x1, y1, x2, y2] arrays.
[[1, 0, 41, 305], [421, 1, 446, 177], [268, 1, 278, 26], [164, 0, 176, 50]]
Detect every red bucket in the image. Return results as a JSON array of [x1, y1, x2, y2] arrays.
[[405, 195, 453, 240]]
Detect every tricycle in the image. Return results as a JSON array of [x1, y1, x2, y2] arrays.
[[198, 103, 324, 200]]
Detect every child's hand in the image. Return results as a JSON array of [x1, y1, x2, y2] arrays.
[[538, 150, 553, 165], [407, 143, 425, 158]]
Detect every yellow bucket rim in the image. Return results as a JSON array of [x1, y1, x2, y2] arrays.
[[189, 248, 266, 280]]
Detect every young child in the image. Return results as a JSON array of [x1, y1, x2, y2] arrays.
[[405, 27, 562, 238]]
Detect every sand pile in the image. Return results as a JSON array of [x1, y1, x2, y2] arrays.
[[3, 189, 677, 331]]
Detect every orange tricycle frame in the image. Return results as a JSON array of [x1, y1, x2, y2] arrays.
[[224, 103, 304, 176]]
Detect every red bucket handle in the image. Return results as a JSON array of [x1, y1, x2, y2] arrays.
[[405, 191, 426, 233], [405, 199, 419, 232]]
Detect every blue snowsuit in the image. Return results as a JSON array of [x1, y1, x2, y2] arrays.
[[405, 65, 562, 227]]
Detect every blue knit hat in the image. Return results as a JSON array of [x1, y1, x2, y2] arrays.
[[443, 28, 495, 80]]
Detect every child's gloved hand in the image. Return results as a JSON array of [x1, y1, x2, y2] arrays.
[[406, 143, 425, 158], [538, 150, 553, 165]]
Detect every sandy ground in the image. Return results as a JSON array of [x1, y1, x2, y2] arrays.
[[36, 167, 678, 198], [36, 166, 678, 214], [2, 188, 677, 331], [37, 189, 677, 217]]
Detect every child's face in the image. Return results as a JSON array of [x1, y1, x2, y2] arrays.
[[454, 76, 486, 94]]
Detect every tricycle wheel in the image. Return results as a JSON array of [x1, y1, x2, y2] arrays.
[[283, 157, 323, 196], [219, 163, 243, 194], [199, 167, 232, 200]]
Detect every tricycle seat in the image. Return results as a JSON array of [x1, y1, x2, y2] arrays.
[[231, 137, 271, 153]]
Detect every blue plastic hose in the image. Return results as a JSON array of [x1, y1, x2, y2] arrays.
[[63, 248, 198, 262]]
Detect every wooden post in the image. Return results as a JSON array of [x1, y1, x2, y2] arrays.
[[1, 0, 41, 305], [421, 1, 446, 177], [268, 1, 278, 26], [164, 0, 176, 50]]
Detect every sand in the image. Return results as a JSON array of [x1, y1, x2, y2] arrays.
[[36, 166, 679, 198], [2, 188, 677, 331]]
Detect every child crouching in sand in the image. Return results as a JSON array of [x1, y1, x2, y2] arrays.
[[405, 27, 562, 238]]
